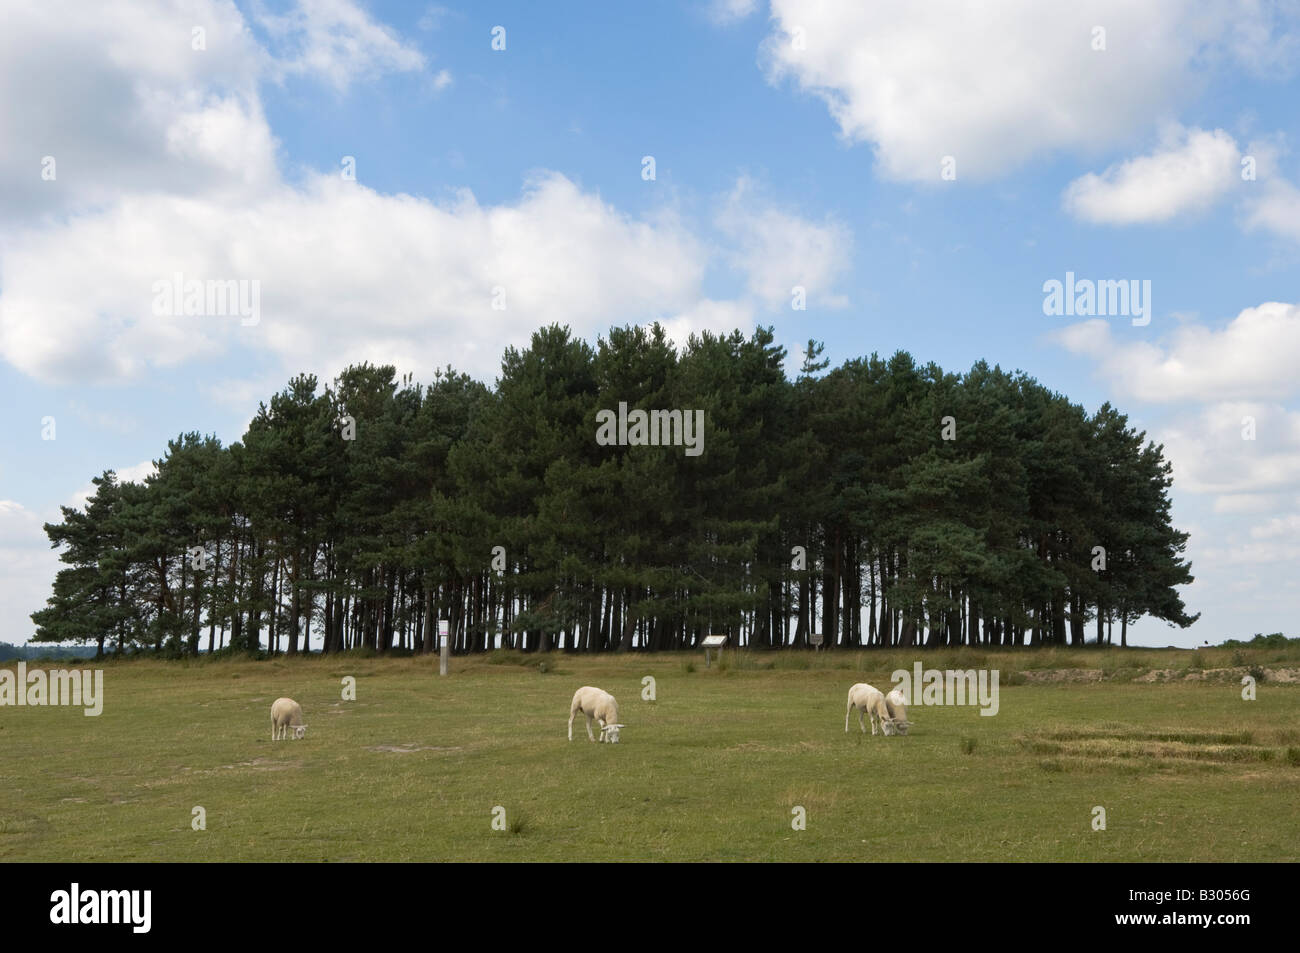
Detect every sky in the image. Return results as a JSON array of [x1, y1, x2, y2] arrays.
[[2, 0, 1299, 648]]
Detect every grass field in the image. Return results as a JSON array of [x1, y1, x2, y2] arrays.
[[3, 646, 1298, 862]]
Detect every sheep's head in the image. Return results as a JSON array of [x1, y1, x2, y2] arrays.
[[292, 725, 308, 740], [600, 723, 624, 744], [881, 719, 899, 737]]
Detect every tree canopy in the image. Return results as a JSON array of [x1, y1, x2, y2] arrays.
[[32, 323, 1197, 657]]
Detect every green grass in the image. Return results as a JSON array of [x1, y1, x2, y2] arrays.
[[2, 647, 1298, 861]]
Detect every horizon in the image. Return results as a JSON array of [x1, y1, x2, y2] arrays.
[[4, 1, 1300, 649]]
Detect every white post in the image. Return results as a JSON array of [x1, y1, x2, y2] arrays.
[[439, 619, 450, 676]]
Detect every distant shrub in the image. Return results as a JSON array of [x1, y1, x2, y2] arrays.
[[960, 737, 977, 755], [1221, 633, 1295, 649]]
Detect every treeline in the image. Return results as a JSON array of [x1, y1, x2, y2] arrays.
[[32, 323, 1196, 659], [0, 641, 89, 662]]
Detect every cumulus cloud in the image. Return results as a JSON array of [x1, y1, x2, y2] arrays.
[[760, 0, 1290, 182], [1158, 401, 1300, 496], [0, 172, 718, 385], [716, 177, 851, 311], [659, 299, 757, 350], [0, 0, 274, 221], [1241, 172, 1300, 243], [1, 2, 859, 388], [1052, 302, 1300, 403], [255, 0, 428, 90], [1063, 126, 1242, 223]]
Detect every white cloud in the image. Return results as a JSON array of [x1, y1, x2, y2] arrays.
[[0, 0, 433, 224], [1195, 538, 1300, 567], [660, 299, 756, 350], [1251, 513, 1300, 539], [68, 461, 159, 509], [0, 500, 61, 644], [0, 172, 727, 386], [1158, 401, 1300, 496], [708, 0, 760, 24], [1212, 493, 1288, 515], [1052, 302, 1300, 403], [1241, 172, 1300, 243], [760, 0, 1289, 182], [0, 0, 274, 221], [0, 2, 854, 393], [255, 0, 427, 91], [1063, 126, 1242, 223], [716, 177, 851, 311]]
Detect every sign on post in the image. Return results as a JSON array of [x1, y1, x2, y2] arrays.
[[809, 630, 824, 650], [439, 619, 450, 677], [702, 634, 728, 668]]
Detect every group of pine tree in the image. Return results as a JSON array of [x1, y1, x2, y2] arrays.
[[32, 324, 1197, 659]]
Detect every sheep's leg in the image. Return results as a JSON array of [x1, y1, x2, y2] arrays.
[[586, 713, 596, 742], [568, 708, 576, 741], [845, 701, 851, 733], [858, 708, 866, 733]]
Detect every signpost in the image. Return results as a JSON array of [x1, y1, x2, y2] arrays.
[[702, 634, 728, 668], [809, 630, 824, 651], [439, 619, 450, 677]]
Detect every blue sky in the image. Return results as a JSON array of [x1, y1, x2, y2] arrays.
[[3, 0, 1300, 647]]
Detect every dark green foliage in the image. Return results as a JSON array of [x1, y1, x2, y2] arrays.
[[31, 323, 1197, 656]]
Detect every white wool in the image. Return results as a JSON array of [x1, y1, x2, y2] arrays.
[[884, 688, 910, 734], [568, 686, 624, 743], [270, 697, 307, 741], [845, 683, 899, 736]]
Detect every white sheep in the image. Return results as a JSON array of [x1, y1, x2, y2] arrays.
[[568, 686, 624, 743], [884, 687, 911, 735], [845, 682, 899, 736], [270, 697, 308, 741]]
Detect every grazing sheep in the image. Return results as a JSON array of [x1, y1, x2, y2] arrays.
[[884, 687, 911, 735], [270, 697, 307, 741], [568, 686, 624, 743], [845, 683, 898, 736]]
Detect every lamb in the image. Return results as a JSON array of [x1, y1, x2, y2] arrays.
[[845, 682, 899, 736], [568, 686, 624, 743], [884, 687, 911, 735], [270, 697, 308, 741]]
